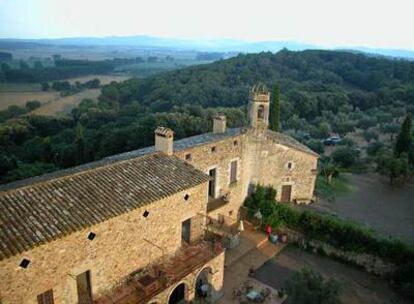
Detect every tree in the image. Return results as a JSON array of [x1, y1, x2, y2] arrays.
[[284, 268, 341, 304], [395, 115, 412, 156], [332, 147, 357, 168], [269, 84, 281, 131], [41, 82, 50, 91], [25, 100, 42, 112], [377, 150, 410, 184]]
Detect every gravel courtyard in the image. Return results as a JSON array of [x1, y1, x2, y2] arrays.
[[304, 173, 414, 244], [253, 246, 410, 304]]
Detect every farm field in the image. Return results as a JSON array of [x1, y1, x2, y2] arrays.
[[0, 91, 60, 110], [33, 89, 100, 116]]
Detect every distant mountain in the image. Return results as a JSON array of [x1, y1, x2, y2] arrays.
[[1, 35, 414, 60]]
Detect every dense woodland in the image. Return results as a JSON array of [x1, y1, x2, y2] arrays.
[[1, 49, 414, 183]]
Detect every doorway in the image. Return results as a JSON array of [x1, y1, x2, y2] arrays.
[[281, 185, 292, 202], [181, 218, 191, 246], [76, 270, 92, 304], [168, 283, 187, 304], [208, 168, 217, 199]]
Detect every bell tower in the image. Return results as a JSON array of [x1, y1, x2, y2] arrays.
[[249, 83, 270, 131]]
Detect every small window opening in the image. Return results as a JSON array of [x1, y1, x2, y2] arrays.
[[233, 140, 238, 146], [143, 210, 149, 218], [184, 194, 190, 201], [287, 162, 293, 170], [19, 258, 30, 269], [211, 146, 216, 153], [185, 153, 192, 160], [258, 105, 265, 119], [87, 232, 96, 241]]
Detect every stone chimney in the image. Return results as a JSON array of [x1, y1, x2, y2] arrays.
[[213, 114, 226, 134], [155, 127, 174, 156]]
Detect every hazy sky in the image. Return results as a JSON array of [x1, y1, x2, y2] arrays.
[[1, 0, 413, 50]]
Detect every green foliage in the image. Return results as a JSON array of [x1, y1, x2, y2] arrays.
[[331, 147, 358, 168], [269, 84, 281, 131], [395, 115, 412, 156], [2, 49, 414, 183], [376, 150, 411, 184], [25, 100, 42, 112], [316, 174, 352, 202], [284, 268, 341, 304]]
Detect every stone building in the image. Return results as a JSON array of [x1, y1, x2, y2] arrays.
[[0, 84, 318, 304]]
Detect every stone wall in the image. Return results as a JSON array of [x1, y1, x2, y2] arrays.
[[246, 131, 318, 203], [175, 134, 246, 225], [0, 183, 208, 304]]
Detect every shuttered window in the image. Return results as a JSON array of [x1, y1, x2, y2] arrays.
[[230, 160, 238, 184], [37, 289, 54, 304]]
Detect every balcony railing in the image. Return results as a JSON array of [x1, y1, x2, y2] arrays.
[[94, 241, 224, 304]]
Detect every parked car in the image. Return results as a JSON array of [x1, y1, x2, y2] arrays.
[[323, 135, 342, 146]]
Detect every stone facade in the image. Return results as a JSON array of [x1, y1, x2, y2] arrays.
[[0, 83, 318, 304], [0, 185, 216, 304]]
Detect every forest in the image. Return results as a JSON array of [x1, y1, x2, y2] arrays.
[[1, 49, 414, 184]]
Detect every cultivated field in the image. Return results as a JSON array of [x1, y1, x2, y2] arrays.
[[0, 91, 60, 110], [33, 89, 101, 116]]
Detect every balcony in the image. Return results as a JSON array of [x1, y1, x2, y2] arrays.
[[94, 241, 224, 304], [207, 191, 231, 213]]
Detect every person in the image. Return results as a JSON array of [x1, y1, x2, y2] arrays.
[[265, 224, 272, 236]]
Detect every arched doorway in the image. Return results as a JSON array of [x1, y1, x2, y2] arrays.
[[195, 267, 213, 301], [168, 283, 187, 304]]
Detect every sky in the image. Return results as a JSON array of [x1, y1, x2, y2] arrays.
[[0, 0, 413, 50]]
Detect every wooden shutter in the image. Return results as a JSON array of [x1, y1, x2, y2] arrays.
[[37, 289, 54, 304], [230, 161, 237, 184]]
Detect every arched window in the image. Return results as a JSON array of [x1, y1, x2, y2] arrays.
[[257, 105, 265, 119]]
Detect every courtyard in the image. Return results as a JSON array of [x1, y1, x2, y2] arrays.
[[304, 173, 414, 244], [221, 224, 410, 304]]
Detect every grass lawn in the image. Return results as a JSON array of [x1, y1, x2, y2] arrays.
[[316, 173, 354, 202]]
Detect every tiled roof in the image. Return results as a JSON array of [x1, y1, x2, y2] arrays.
[[266, 130, 319, 157], [0, 152, 209, 260]]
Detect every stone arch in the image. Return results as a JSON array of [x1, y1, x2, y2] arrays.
[[168, 281, 189, 304], [194, 266, 213, 300]]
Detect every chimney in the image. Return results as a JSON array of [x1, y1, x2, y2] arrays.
[[154, 127, 174, 156], [213, 114, 226, 134]]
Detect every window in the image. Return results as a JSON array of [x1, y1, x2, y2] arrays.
[[19, 258, 30, 269], [76, 271, 92, 304], [87, 232, 96, 241], [287, 161, 294, 170], [185, 153, 192, 161], [184, 194, 190, 201], [233, 140, 238, 146], [143, 210, 149, 218], [211, 146, 216, 153], [230, 160, 238, 184], [37, 289, 54, 304]]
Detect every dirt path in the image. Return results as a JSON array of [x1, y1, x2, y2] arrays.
[[305, 173, 414, 244], [254, 246, 409, 304]]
